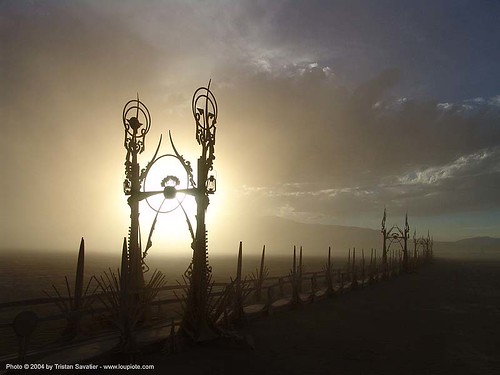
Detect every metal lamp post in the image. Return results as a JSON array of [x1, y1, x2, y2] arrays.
[[122, 98, 152, 293], [181, 82, 219, 340], [122, 82, 219, 341]]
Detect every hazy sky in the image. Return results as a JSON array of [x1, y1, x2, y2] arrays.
[[2, 0, 500, 255]]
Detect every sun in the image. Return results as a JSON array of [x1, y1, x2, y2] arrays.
[[136, 153, 201, 253]]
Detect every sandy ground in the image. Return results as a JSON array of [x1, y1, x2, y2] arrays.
[[87, 258, 500, 375]]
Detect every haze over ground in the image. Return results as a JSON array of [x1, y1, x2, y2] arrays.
[[1, 1, 500, 256]]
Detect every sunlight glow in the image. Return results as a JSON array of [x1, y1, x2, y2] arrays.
[[138, 153, 198, 254]]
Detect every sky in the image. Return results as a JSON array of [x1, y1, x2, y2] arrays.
[[1, 0, 500, 256]]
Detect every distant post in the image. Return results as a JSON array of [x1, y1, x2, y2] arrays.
[[382, 209, 410, 276], [403, 214, 410, 272], [381, 208, 388, 277]]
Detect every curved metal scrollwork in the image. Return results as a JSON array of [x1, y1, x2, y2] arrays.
[[122, 96, 151, 154], [386, 225, 406, 251], [122, 96, 152, 195], [192, 81, 218, 173], [192, 82, 218, 144], [142, 154, 190, 214]]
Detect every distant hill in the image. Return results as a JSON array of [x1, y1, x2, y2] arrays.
[[455, 236, 500, 247], [211, 215, 500, 259], [434, 236, 500, 259], [212, 215, 384, 256]]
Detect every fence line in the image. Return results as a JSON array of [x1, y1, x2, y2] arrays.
[[0, 242, 433, 363]]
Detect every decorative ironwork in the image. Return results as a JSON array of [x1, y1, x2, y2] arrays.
[[120, 82, 220, 342], [122, 96, 152, 195], [122, 96, 151, 153], [192, 81, 218, 148], [381, 209, 410, 274], [413, 230, 433, 262], [122, 96, 154, 293], [142, 154, 191, 214]]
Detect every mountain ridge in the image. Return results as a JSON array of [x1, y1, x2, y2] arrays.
[[213, 215, 500, 257]]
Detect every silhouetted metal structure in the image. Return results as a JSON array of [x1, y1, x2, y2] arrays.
[[381, 209, 410, 275], [122, 97, 152, 292], [181, 82, 219, 340], [5, 234, 437, 361], [124, 82, 219, 341]]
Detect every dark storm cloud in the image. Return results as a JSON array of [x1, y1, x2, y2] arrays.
[[226, 68, 500, 221]]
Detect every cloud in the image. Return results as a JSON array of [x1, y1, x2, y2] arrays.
[[223, 71, 500, 224], [2, 0, 500, 250], [397, 148, 497, 185]]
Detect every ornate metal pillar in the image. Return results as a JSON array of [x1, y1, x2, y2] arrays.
[[120, 83, 219, 342], [181, 83, 219, 340], [122, 98, 151, 292]]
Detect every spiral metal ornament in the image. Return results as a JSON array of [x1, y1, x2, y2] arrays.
[[192, 82, 218, 148], [122, 96, 152, 155]]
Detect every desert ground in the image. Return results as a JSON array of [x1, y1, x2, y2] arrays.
[[83, 257, 500, 375]]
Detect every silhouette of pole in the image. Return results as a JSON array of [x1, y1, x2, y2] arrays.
[[122, 97, 151, 294], [129, 143, 143, 292], [403, 213, 410, 273], [180, 82, 219, 341], [381, 208, 388, 276]]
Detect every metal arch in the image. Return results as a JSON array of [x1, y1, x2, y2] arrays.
[[139, 135, 163, 186], [385, 225, 406, 252], [169, 131, 196, 188], [142, 153, 191, 214]]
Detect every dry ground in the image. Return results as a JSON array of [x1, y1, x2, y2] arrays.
[[87, 258, 500, 375]]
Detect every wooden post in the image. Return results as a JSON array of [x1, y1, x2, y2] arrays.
[[382, 208, 388, 278], [234, 241, 244, 321], [66, 238, 85, 338], [369, 248, 374, 283], [291, 246, 299, 305], [326, 246, 333, 295], [361, 248, 365, 287], [255, 245, 266, 301], [298, 246, 303, 294]]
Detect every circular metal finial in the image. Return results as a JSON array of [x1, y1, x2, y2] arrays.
[[192, 83, 218, 144], [122, 97, 152, 139]]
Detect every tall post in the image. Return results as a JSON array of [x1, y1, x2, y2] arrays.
[[191, 156, 209, 327], [326, 246, 333, 295], [413, 229, 417, 266], [291, 246, 299, 305], [181, 82, 219, 341], [255, 245, 266, 301], [123, 98, 151, 294], [381, 208, 387, 274], [430, 235, 434, 259], [403, 213, 409, 273], [352, 248, 357, 288], [298, 246, 303, 293], [129, 141, 144, 292], [234, 242, 243, 321]]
